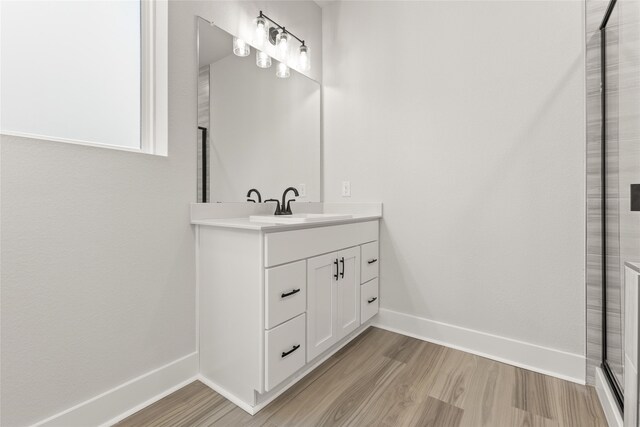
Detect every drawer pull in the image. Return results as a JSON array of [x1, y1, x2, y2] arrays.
[[367, 258, 378, 264], [281, 288, 301, 298], [281, 344, 301, 358], [334, 259, 339, 280], [340, 257, 345, 278], [367, 297, 378, 304]]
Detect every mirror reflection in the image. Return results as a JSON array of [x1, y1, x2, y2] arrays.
[[197, 18, 321, 203]]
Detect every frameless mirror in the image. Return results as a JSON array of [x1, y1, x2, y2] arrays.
[[197, 17, 321, 203]]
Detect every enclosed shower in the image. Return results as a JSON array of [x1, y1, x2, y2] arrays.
[[586, 0, 640, 412]]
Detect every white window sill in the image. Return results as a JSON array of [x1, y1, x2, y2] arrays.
[[0, 130, 168, 157]]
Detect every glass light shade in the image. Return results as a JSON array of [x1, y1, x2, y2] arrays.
[[255, 17, 267, 45], [276, 62, 290, 78], [256, 51, 272, 68], [276, 31, 289, 59], [298, 45, 310, 72], [233, 37, 250, 57]]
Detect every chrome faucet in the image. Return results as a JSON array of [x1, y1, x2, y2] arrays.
[[281, 187, 299, 215]]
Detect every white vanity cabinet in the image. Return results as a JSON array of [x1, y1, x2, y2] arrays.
[[196, 218, 380, 414]]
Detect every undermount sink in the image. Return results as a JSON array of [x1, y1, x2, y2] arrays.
[[249, 213, 353, 224]]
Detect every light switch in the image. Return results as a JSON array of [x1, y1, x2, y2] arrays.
[[299, 184, 306, 197]]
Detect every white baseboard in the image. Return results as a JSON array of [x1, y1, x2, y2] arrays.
[[32, 352, 199, 427], [595, 367, 623, 427], [373, 308, 586, 384]]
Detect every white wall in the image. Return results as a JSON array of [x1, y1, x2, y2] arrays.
[[1, 1, 141, 148], [0, 1, 321, 425], [323, 1, 586, 356]]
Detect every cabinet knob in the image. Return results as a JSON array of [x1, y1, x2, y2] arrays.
[[367, 297, 378, 304], [334, 259, 339, 280], [340, 257, 345, 278], [281, 344, 300, 358], [367, 258, 378, 265]]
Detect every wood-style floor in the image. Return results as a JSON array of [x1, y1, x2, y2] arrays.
[[115, 328, 607, 427]]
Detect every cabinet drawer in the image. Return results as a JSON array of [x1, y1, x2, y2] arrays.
[[265, 221, 378, 267], [265, 314, 306, 391], [361, 278, 379, 323], [265, 261, 306, 329], [361, 241, 379, 284]]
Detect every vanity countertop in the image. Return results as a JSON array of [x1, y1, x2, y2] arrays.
[[190, 202, 382, 232], [191, 213, 381, 232]]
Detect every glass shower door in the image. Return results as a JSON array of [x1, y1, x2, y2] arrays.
[[602, 0, 623, 402], [601, 0, 640, 410]]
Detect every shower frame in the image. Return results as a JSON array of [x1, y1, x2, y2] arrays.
[[599, 0, 624, 412]]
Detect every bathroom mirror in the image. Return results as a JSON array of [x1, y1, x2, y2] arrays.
[[196, 17, 321, 203]]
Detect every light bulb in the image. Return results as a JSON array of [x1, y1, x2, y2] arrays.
[[255, 17, 267, 45], [276, 31, 289, 60], [233, 37, 250, 57], [298, 45, 310, 72], [276, 62, 290, 78], [256, 51, 271, 68]]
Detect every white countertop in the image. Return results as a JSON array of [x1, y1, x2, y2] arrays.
[[191, 213, 381, 232], [190, 202, 382, 232]]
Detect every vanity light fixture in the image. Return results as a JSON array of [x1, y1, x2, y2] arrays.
[[276, 61, 290, 79], [233, 37, 250, 57], [256, 50, 272, 68], [256, 11, 311, 74], [255, 16, 267, 45], [298, 44, 310, 72], [276, 31, 290, 60]]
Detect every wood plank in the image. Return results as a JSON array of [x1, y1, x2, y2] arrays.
[[512, 368, 558, 420], [503, 407, 560, 427], [459, 356, 515, 427], [408, 396, 464, 427], [428, 346, 479, 408]]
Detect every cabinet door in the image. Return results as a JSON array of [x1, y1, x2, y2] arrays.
[[337, 246, 361, 340], [307, 252, 338, 362]]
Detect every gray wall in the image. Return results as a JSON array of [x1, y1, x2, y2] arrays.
[[323, 1, 586, 357], [0, 1, 321, 425]]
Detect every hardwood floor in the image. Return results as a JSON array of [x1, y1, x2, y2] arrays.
[[115, 328, 607, 427]]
